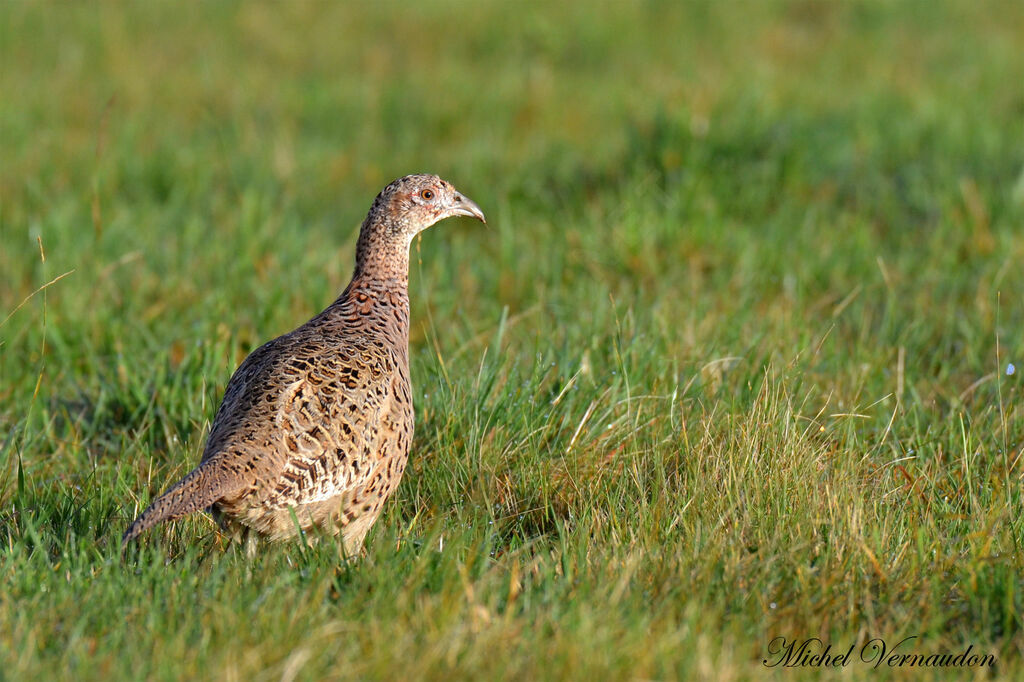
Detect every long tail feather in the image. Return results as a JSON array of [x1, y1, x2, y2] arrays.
[[122, 464, 237, 545]]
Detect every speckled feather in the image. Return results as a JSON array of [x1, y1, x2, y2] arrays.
[[123, 174, 485, 554]]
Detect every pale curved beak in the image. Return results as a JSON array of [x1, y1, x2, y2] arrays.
[[449, 192, 486, 223]]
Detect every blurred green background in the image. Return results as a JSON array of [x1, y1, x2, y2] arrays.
[[2, 1, 1022, 680]]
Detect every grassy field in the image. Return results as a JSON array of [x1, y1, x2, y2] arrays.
[[2, 1, 1023, 679]]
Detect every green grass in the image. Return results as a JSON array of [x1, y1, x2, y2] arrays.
[[2, 1, 1023, 679]]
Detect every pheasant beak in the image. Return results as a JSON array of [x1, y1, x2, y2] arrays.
[[449, 193, 486, 224]]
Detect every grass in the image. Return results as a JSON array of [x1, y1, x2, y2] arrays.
[[2, 0, 1023, 679]]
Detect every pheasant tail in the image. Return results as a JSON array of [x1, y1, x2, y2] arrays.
[[122, 463, 241, 545]]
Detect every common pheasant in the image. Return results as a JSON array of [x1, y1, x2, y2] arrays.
[[123, 174, 485, 554]]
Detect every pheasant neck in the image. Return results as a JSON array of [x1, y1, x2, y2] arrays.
[[351, 221, 412, 287]]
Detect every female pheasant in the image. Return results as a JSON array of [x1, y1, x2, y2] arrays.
[[123, 174, 485, 554]]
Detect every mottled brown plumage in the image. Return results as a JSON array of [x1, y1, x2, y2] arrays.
[[123, 174, 485, 554]]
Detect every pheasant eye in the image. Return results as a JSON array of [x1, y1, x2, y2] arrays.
[[420, 189, 434, 200]]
